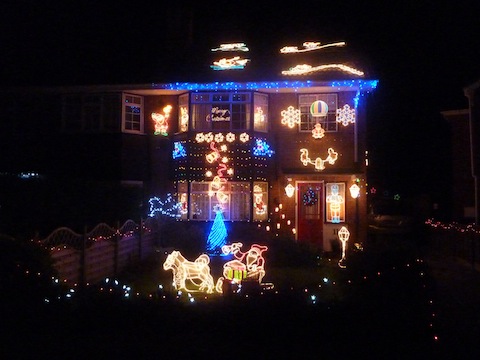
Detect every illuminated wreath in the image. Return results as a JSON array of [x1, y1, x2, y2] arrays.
[[303, 188, 317, 206]]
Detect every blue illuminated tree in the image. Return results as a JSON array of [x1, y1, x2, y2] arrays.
[[206, 205, 227, 255]]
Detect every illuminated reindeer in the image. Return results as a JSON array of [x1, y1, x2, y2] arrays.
[[163, 251, 215, 293]]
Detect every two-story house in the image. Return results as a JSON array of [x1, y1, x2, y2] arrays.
[[1, 41, 377, 250]]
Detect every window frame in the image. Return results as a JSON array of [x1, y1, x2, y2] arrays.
[[122, 93, 144, 134], [190, 92, 253, 131], [298, 93, 338, 133]]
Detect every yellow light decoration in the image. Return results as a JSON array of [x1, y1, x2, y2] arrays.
[[211, 57, 250, 70], [253, 184, 267, 215], [216, 243, 268, 292], [337, 226, 350, 268], [349, 183, 360, 199], [336, 104, 356, 126], [151, 105, 172, 136], [239, 133, 250, 142], [226, 132, 235, 142], [312, 123, 325, 139], [180, 106, 189, 132], [299, 148, 338, 171], [280, 41, 346, 53], [211, 43, 249, 52], [281, 106, 301, 128], [326, 184, 344, 223], [195, 133, 205, 143], [214, 133, 225, 142], [204, 132, 214, 143], [254, 107, 265, 123], [163, 251, 215, 293], [281, 64, 364, 76], [285, 183, 295, 197]]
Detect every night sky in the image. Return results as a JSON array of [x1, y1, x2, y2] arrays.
[[1, 1, 480, 203]]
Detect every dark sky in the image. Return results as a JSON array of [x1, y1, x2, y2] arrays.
[[1, 1, 480, 200]]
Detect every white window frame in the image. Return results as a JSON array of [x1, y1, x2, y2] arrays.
[[122, 93, 144, 134], [298, 94, 338, 133]]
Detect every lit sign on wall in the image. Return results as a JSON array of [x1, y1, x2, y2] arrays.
[[208, 106, 231, 121], [300, 148, 338, 171]]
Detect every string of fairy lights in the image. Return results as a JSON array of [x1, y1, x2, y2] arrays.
[[16, 247, 440, 346]]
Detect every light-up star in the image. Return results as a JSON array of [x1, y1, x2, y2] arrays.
[[336, 104, 356, 126], [312, 123, 325, 139], [281, 106, 301, 128]]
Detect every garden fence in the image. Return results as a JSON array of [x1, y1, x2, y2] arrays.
[[40, 217, 159, 285]]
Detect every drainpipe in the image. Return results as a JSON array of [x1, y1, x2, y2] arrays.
[[464, 88, 478, 225]]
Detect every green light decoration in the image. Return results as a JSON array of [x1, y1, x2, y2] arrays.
[[206, 205, 228, 255]]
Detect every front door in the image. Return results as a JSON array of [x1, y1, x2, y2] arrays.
[[296, 181, 323, 248]]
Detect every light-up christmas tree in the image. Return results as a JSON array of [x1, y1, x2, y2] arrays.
[[206, 205, 228, 255]]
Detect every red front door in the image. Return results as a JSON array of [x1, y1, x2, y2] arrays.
[[297, 182, 323, 248]]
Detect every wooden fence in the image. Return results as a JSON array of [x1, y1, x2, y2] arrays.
[[40, 218, 159, 285], [425, 219, 480, 270]]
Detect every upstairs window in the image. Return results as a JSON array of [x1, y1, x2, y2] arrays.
[[191, 92, 251, 131], [122, 93, 144, 134], [298, 94, 338, 133], [62, 93, 120, 132], [253, 93, 268, 132]]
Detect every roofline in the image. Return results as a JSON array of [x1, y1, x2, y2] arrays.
[[1, 79, 379, 96]]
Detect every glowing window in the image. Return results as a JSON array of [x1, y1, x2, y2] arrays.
[[253, 182, 268, 221], [189, 181, 250, 221], [178, 93, 189, 132], [190, 92, 253, 131], [253, 93, 268, 132]]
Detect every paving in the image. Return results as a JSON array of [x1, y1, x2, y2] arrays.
[[424, 249, 480, 359]]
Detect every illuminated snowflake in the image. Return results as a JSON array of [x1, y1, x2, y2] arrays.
[[336, 104, 356, 126], [281, 106, 301, 128], [239, 133, 250, 142], [226, 132, 235, 142], [204, 132, 214, 143], [214, 133, 225, 143], [195, 133, 205, 143]]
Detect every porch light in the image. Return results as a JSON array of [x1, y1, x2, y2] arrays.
[[285, 184, 295, 197], [349, 183, 360, 199]]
